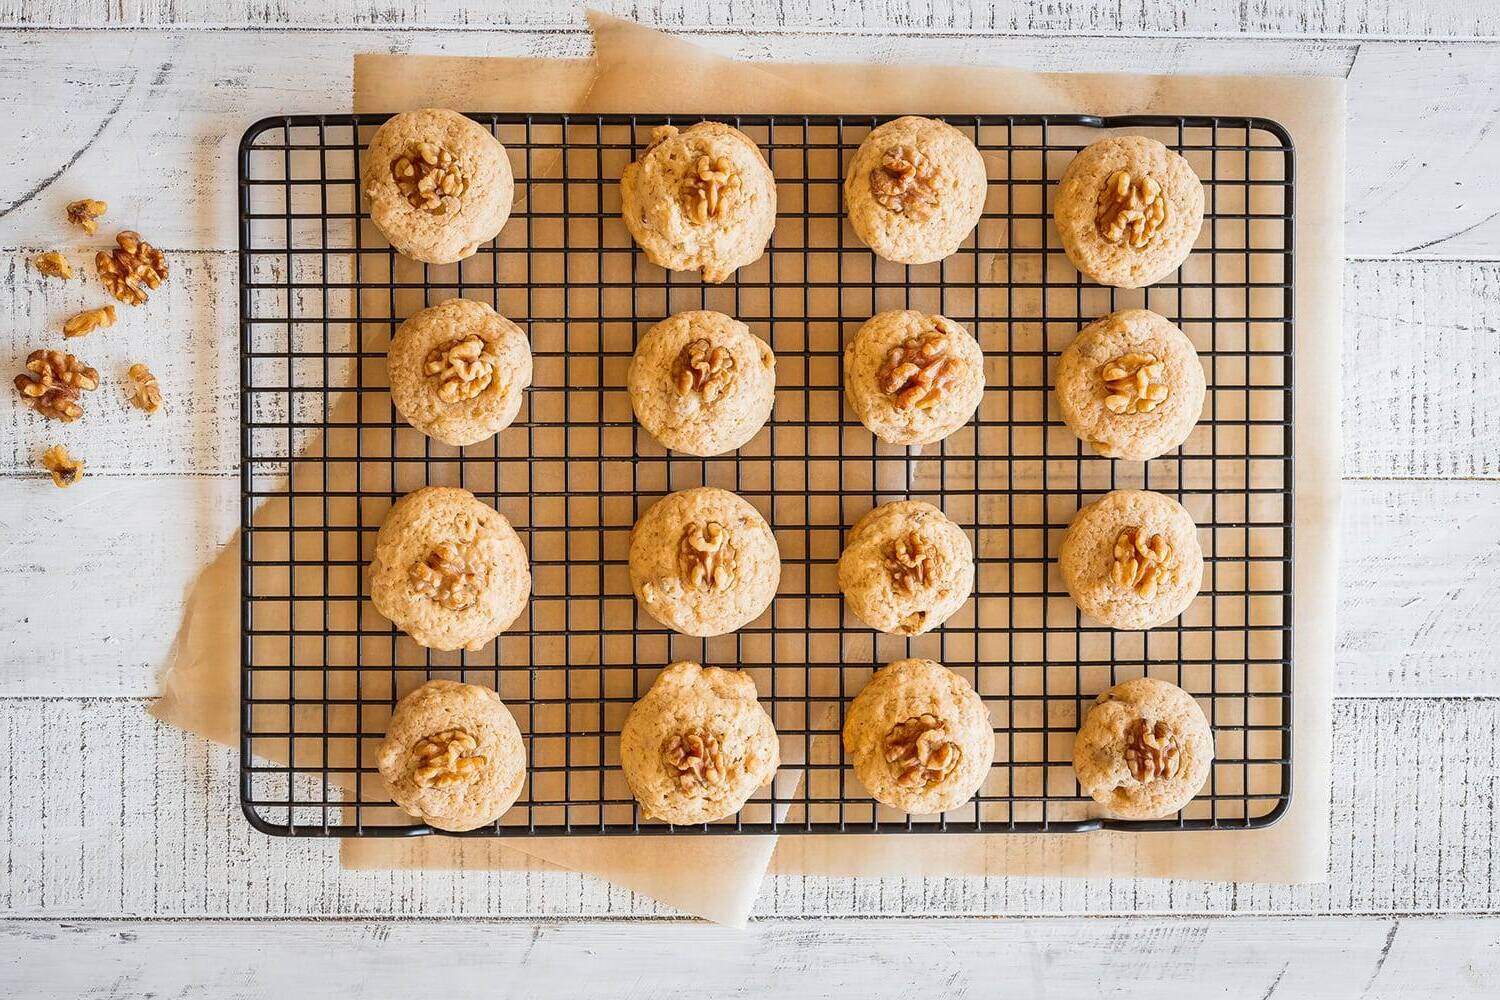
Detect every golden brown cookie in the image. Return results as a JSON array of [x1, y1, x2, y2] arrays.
[[842, 658, 994, 814], [1058, 489, 1204, 631], [837, 500, 974, 636], [619, 661, 780, 825], [377, 679, 527, 832], [362, 108, 514, 265], [844, 310, 985, 447], [1072, 676, 1214, 820]]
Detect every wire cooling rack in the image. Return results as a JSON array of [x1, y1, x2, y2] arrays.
[[238, 112, 1294, 837]]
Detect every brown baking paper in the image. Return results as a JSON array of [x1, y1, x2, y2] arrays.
[[154, 12, 1341, 925]]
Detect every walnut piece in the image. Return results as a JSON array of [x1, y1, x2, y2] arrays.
[[66, 198, 107, 235], [672, 338, 736, 404], [1095, 170, 1169, 249], [14, 349, 99, 422], [883, 714, 962, 789], [662, 728, 726, 792], [96, 231, 168, 306], [868, 145, 938, 219], [412, 728, 487, 789], [1124, 718, 1182, 783], [62, 305, 116, 339], [391, 142, 468, 214], [1101, 352, 1170, 414], [40, 444, 83, 488], [678, 521, 735, 592], [884, 531, 933, 596], [1110, 527, 1177, 600], [33, 251, 73, 280], [424, 335, 500, 403], [409, 541, 487, 611], [127, 363, 163, 414], [680, 154, 740, 225], [876, 330, 959, 410]]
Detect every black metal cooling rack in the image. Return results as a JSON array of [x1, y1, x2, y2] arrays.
[[238, 112, 1294, 837]]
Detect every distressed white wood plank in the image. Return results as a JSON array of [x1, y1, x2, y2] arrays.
[[0, 696, 1496, 917], [5, 0, 1500, 37], [2, 916, 1497, 999]]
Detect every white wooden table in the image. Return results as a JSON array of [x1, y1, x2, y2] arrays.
[[3, 2, 1499, 995]]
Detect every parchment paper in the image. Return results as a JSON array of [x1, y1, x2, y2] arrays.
[[155, 12, 1341, 926]]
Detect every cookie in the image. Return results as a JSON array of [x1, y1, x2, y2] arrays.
[[619, 661, 780, 825], [842, 658, 995, 814], [1053, 135, 1205, 289], [370, 486, 531, 651], [845, 310, 985, 446], [377, 679, 527, 832], [362, 108, 514, 265], [1054, 308, 1205, 461], [1059, 489, 1203, 631], [838, 500, 973, 636], [844, 116, 987, 265], [1072, 676, 1214, 820], [388, 298, 532, 446], [629, 487, 780, 638], [620, 122, 777, 283], [627, 310, 776, 456]]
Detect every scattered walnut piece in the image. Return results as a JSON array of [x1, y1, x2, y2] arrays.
[[1123, 718, 1182, 783], [671, 338, 736, 403], [1110, 527, 1177, 600], [62, 305, 117, 339], [868, 145, 938, 218], [1101, 352, 1170, 414], [678, 521, 735, 592], [883, 714, 962, 789], [411, 728, 487, 789], [1095, 170, 1169, 248], [40, 444, 83, 488], [884, 531, 933, 596], [662, 728, 726, 792], [424, 335, 500, 403], [680, 154, 740, 224], [127, 363, 163, 414], [876, 330, 958, 410], [33, 251, 73, 280], [391, 142, 468, 214], [14, 349, 99, 422], [409, 541, 487, 611], [66, 198, 107, 235], [96, 231, 169, 306]]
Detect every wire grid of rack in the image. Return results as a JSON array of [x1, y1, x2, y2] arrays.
[[239, 112, 1294, 837]]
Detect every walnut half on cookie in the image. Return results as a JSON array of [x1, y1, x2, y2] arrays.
[[1059, 489, 1204, 631], [837, 500, 974, 636], [845, 310, 985, 447], [1072, 676, 1214, 820]]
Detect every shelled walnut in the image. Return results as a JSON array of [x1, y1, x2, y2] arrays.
[[33, 251, 73, 280], [883, 714, 961, 789], [1123, 717, 1182, 783], [672, 338, 736, 403], [1095, 170, 1168, 249], [409, 542, 487, 611], [62, 305, 116, 339], [869, 145, 938, 218], [424, 335, 500, 403], [884, 531, 933, 595], [96, 231, 169, 306], [40, 444, 83, 488], [678, 521, 734, 591], [14, 349, 99, 422], [411, 728, 487, 789], [65, 198, 107, 235], [1101, 352, 1169, 414], [391, 142, 468, 214], [1110, 526, 1177, 600], [662, 728, 725, 792], [876, 331, 958, 410], [680, 154, 740, 224], [127, 363, 163, 414]]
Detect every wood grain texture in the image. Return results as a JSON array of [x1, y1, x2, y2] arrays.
[[2, 916, 1497, 999], [0, 696, 1496, 918]]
